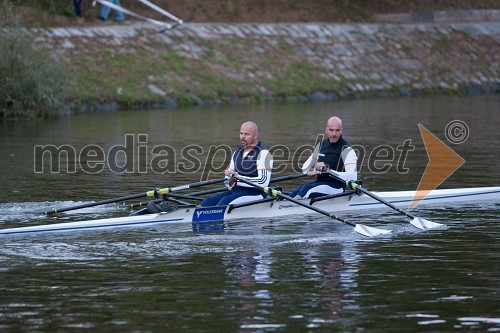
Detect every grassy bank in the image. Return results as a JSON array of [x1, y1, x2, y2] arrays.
[[1, 1, 499, 118], [0, 1, 72, 118], [62, 23, 500, 114], [68, 35, 338, 109]]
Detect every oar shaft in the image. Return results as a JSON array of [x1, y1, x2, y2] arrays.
[[163, 197, 191, 206], [271, 173, 308, 182], [190, 187, 226, 196], [128, 191, 202, 209], [94, 0, 171, 27], [45, 192, 147, 215], [128, 174, 308, 211], [360, 186, 415, 218], [326, 170, 415, 218], [138, 0, 183, 23], [233, 175, 355, 227], [162, 192, 205, 201], [129, 199, 162, 209], [191, 173, 307, 196], [152, 178, 226, 196], [47, 178, 225, 215]]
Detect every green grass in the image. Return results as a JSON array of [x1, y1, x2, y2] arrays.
[[164, 52, 188, 74], [436, 33, 453, 52], [3, 0, 496, 116], [0, 2, 72, 118], [265, 62, 329, 96]]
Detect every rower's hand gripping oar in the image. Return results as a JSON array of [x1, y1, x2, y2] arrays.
[[45, 178, 225, 215], [326, 170, 444, 230], [129, 173, 309, 210], [231, 174, 390, 237], [184, 173, 309, 198], [301, 141, 321, 174]]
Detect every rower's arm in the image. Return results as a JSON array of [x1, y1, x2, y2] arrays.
[[301, 154, 315, 174], [227, 151, 236, 171], [301, 142, 321, 174], [236, 150, 273, 187], [223, 152, 238, 188], [336, 147, 357, 181]]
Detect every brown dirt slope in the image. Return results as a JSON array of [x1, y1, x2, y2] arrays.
[[15, 0, 500, 27]]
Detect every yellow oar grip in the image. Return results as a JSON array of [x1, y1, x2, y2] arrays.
[[346, 180, 358, 190], [158, 188, 170, 195], [264, 187, 280, 197], [146, 188, 170, 197]]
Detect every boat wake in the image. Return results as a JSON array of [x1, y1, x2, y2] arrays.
[[0, 201, 124, 224], [0, 228, 360, 262]]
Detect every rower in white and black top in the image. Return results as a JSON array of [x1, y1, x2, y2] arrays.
[[146, 121, 272, 213], [200, 121, 273, 207], [291, 116, 357, 199]]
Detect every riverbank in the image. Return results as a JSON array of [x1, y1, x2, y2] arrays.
[[13, 10, 500, 112]]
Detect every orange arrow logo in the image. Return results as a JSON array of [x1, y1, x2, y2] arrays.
[[410, 124, 465, 210]]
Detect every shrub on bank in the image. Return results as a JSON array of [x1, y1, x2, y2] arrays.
[[0, 1, 72, 119]]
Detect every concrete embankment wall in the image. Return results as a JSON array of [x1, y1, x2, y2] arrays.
[[33, 12, 500, 108]]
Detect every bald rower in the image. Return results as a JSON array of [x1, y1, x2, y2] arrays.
[[200, 121, 274, 207], [291, 116, 358, 199]]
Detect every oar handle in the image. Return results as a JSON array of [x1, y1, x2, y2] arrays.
[[148, 178, 226, 197], [189, 173, 308, 197], [48, 175, 303, 215], [232, 174, 356, 227]]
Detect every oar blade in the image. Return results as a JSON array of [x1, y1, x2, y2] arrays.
[[354, 224, 392, 237], [410, 217, 445, 230]]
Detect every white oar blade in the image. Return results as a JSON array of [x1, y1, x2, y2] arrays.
[[410, 217, 445, 230], [354, 224, 392, 237]]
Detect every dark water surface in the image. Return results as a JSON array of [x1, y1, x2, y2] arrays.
[[0, 96, 499, 332]]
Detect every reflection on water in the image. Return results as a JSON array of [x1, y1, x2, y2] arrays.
[[1, 95, 499, 203], [0, 206, 499, 331], [0, 95, 499, 332]]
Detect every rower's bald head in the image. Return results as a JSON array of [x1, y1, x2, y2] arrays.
[[325, 116, 343, 143], [326, 116, 342, 128], [241, 121, 259, 135], [240, 121, 259, 149]]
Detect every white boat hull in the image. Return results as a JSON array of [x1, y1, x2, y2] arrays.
[[1, 186, 499, 235]]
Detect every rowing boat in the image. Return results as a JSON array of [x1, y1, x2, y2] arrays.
[[1, 186, 498, 235]]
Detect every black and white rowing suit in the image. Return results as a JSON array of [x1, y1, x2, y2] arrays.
[[200, 142, 273, 207], [291, 136, 357, 198]]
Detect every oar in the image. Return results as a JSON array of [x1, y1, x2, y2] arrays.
[[326, 170, 444, 230], [231, 175, 391, 237], [93, 0, 173, 28], [128, 192, 204, 210], [45, 178, 225, 215], [270, 173, 309, 183], [138, 0, 184, 23], [189, 173, 309, 197], [129, 173, 309, 209]]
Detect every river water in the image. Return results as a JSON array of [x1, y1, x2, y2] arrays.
[[0, 95, 499, 332]]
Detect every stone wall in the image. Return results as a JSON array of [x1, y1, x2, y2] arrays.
[[31, 13, 500, 108], [374, 9, 500, 23]]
